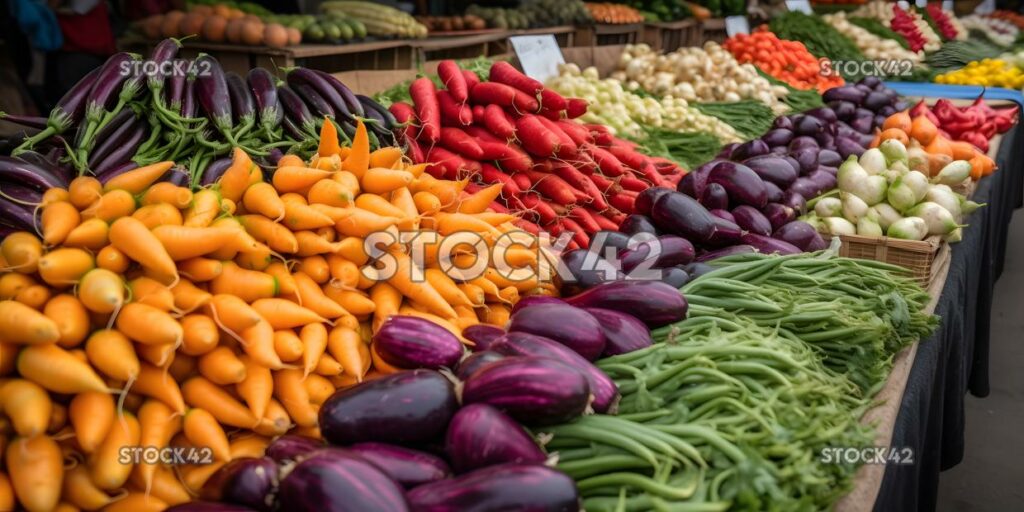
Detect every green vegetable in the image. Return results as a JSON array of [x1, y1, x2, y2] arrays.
[[755, 70, 823, 112], [769, 12, 865, 79], [692, 100, 774, 140], [925, 39, 1006, 74], [636, 129, 721, 169]]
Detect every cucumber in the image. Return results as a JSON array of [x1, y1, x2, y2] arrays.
[[323, 22, 342, 40], [336, 21, 354, 41], [342, 18, 367, 39], [305, 24, 326, 41]]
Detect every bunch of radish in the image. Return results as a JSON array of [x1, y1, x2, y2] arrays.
[[389, 60, 685, 250]]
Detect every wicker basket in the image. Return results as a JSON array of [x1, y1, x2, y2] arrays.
[[834, 234, 948, 289]]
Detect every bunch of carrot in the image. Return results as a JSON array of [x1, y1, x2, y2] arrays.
[[872, 110, 997, 180], [0, 119, 548, 512], [390, 60, 685, 250], [723, 29, 845, 94]]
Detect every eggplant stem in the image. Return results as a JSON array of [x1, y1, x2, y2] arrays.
[[12, 126, 57, 155]]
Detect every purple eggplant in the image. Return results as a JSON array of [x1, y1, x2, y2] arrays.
[[762, 203, 796, 231], [729, 139, 769, 160], [560, 249, 623, 291], [652, 235, 695, 267], [0, 156, 67, 189], [182, 73, 199, 119], [14, 62, 99, 149], [455, 350, 506, 380], [445, 404, 546, 473], [716, 142, 739, 159], [265, 434, 323, 464], [791, 148, 819, 175], [697, 244, 757, 262], [201, 457, 277, 512], [195, 54, 236, 142], [93, 124, 146, 176], [0, 113, 48, 130], [372, 316, 464, 370], [294, 69, 353, 120], [773, 116, 794, 130], [349, 442, 451, 488], [595, 230, 632, 251], [830, 100, 856, 120], [0, 183, 43, 206], [818, 149, 841, 167], [510, 295, 568, 315], [357, 95, 395, 128], [508, 305, 606, 361], [744, 155, 798, 187], [462, 324, 505, 352], [823, 85, 867, 104], [782, 191, 807, 214], [407, 464, 579, 512], [807, 168, 837, 191], [709, 209, 735, 223], [676, 159, 721, 198], [619, 214, 659, 236], [291, 81, 337, 120], [650, 191, 716, 243], [684, 261, 715, 279], [0, 196, 35, 230], [634, 186, 673, 216], [248, 68, 283, 134], [761, 128, 793, 147], [78, 53, 143, 150], [773, 221, 826, 251], [862, 91, 890, 111], [741, 233, 802, 255], [836, 137, 866, 159], [699, 182, 729, 210], [166, 503, 256, 512], [731, 205, 772, 236], [582, 307, 652, 356], [763, 181, 783, 204], [201, 158, 234, 186], [279, 85, 318, 136], [165, 61, 188, 113], [491, 331, 619, 413], [87, 110, 140, 170], [707, 162, 767, 208], [226, 71, 257, 129], [564, 280, 687, 328], [462, 357, 590, 425], [319, 369, 457, 445], [787, 177, 819, 200], [788, 136, 818, 152], [278, 448, 409, 512], [661, 266, 690, 288]]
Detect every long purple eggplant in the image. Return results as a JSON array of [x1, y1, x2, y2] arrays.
[[291, 82, 335, 120], [455, 350, 505, 380], [634, 186, 673, 216], [462, 357, 590, 426], [731, 205, 772, 236], [707, 162, 768, 208], [372, 315, 464, 370], [87, 109, 140, 170], [564, 280, 687, 328], [13, 66, 100, 153], [509, 295, 568, 315], [93, 124, 146, 176], [0, 182, 44, 206], [201, 157, 234, 186], [491, 332, 619, 413], [407, 464, 580, 512], [507, 304, 606, 361], [289, 69, 348, 121], [96, 162, 139, 185], [226, 71, 257, 136], [349, 443, 451, 488], [77, 53, 142, 151], [319, 369, 458, 445], [461, 324, 505, 352], [14, 149, 70, 186], [0, 156, 66, 189], [0, 196, 35, 230], [357, 95, 395, 128], [195, 54, 237, 144], [201, 457, 277, 512], [278, 448, 409, 512], [583, 307, 653, 356], [315, 70, 363, 117], [265, 434, 323, 463], [278, 85, 318, 136], [650, 191, 717, 244], [0, 113, 48, 130], [445, 404, 546, 473], [165, 60, 188, 113], [247, 68, 283, 135]]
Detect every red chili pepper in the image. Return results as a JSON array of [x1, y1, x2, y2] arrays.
[[979, 121, 997, 139], [960, 131, 989, 152]]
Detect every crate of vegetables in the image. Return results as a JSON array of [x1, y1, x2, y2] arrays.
[[832, 233, 946, 289]]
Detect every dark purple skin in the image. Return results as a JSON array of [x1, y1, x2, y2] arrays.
[[583, 307, 653, 356], [195, 54, 234, 133], [829, 100, 856, 120], [455, 350, 506, 380], [444, 404, 546, 473], [595, 230, 632, 251], [652, 235, 695, 267], [357, 95, 395, 127], [704, 216, 743, 247], [815, 129, 835, 149], [462, 357, 590, 426], [787, 177, 820, 200], [743, 155, 797, 187], [83, 53, 138, 121], [226, 71, 256, 124], [0, 225, 19, 239], [164, 168, 189, 187], [697, 244, 756, 262], [807, 169, 838, 192], [93, 124, 146, 176], [818, 149, 842, 167], [564, 280, 688, 328], [0, 113, 48, 130], [741, 233, 802, 255], [317, 70, 364, 116], [491, 332, 619, 414], [676, 159, 721, 198], [791, 147, 819, 175], [372, 316, 464, 370], [0, 196, 35, 230], [320, 369, 457, 446], [773, 220, 827, 251], [265, 434, 323, 464], [699, 182, 729, 211], [782, 191, 807, 214], [849, 115, 874, 135], [761, 128, 793, 147], [805, 106, 838, 123], [147, 38, 182, 89], [633, 186, 672, 216], [278, 448, 410, 512], [359, 100, 387, 124], [661, 267, 689, 288], [0, 182, 43, 205], [165, 61, 188, 112], [707, 162, 767, 209], [201, 457, 277, 512], [462, 324, 506, 352], [772, 115, 794, 131], [716, 143, 739, 159], [763, 203, 796, 231], [561, 249, 623, 291], [822, 85, 867, 104], [510, 295, 567, 315], [788, 136, 818, 152], [291, 81, 337, 120], [684, 261, 716, 279], [294, 69, 352, 121], [166, 503, 256, 512], [651, 191, 717, 243], [94, 162, 138, 185], [282, 117, 306, 140], [0, 156, 67, 190], [729, 139, 769, 160], [349, 442, 451, 488], [731, 206, 772, 236], [763, 181, 783, 204], [619, 214, 659, 236], [247, 67, 283, 130], [709, 209, 735, 223], [862, 91, 890, 111], [201, 158, 234, 186], [769, 145, 788, 156], [508, 305, 606, 361], [48, 66, 103, 131], [407, 464, 580, 512], [87, 111, 140, 170], [279, 85, 318, 135]]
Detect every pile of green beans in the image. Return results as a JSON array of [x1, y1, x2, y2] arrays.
[[539, 252, 936, 511]]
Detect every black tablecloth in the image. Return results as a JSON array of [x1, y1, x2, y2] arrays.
[[874, 123, 1024, 512]]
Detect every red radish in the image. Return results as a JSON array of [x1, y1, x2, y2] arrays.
[[603, 208, 627, 225], [480, 163, 522, 195], [389, 102, 417, 124], [611, 137, 639, 149], [552, 163, 608, 210], [539, 89, 567, 113], [559, 218, 590, 247], [520, 194, 559, 225], [497, 144, 533, 174], [437, 61, 468, 103], [609, 190, 637, 212], [478, 141, 511, 160], [587, 172, 616, 192], [536, 116, 577, 158], [464, 125, 504, 144], [555, 120, 593, 146], [488, 61, 544, 96], [461, 70, 480, 92], [406, 137, 426, 163], [572, 152, 598, 174], [516, 115, 560, 158], [440, 127, 485, 160], [470, 82, 538, 113], [587, 208, 619, 230], [606, 144, 645, 170], [586, 145, 626, 177], [509, 172, 532, 191], [568, 207, 601, 233], [566, 98, 588, 118], [427, 146, 480, 180], [471, 105, 485, 122], [523, 170, 580, 206], [487, 200, 509, 213], [618, 174, 648, 192], [513, 219, 541, 235], [437, 90, 472, 126], [635, 162, 671, 188], [483, 104, 517, 140], [411, 77, 441, 143], [584, 124, 614, 146]]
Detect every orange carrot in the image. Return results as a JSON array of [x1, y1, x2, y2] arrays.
[[37, 247, 94, 287], [389, 251, 458, 318], [292, 271, 347, 318], [141, 182, 194, 209], [170, 279, 211, 313], [6, 435, 63, 511], [62, 464, 115, 510], [0, 379, 51, 437], [182, 376, 258, 428], [69, 391, 115, 453], [456, 183, 503, 214], [89, 412, 140, 490], [253, 398, 290, 437], [273, 368, 317, 427], [134, 399, 181, 492], [14, 284, 50, 310], [184, 408, 231, 462], [295, 230, 340, 256], [273, 330, 304, 362], [43, 294, 89, 348], [128, 276, 176, 312], [133, 203, 184, 229], [178, 257, 223, 282], [264, 261, 298, 296], [133, 466, 190, 506], [328, 326, 370, 382], [80, 189, 136, 222], [116, 302, 183, 346], [336, 237, 369, 266], [218, 148, 255, 203], [183, 189, 222, 228], [40, 201, 80, 246], [180, 315, 218, 357], [152, 225, 244, 261], [104, 161, 175, 194], [0, 273, 34, 299], [109, 217, 178, 285], [0, 232, 42, 274], [370, 282, 403, 332], [63, 218, 109, 250], [210, 262, 278, 302], [300, 322, 328, 378], [362, 168, 413, 195], [272, 166, 332, 193], [323, 285, 376, 316], [238, 214, 298, 253], [68, 176, 102, 210], [198, 346, 247, 385], [238, 319, 283, 370], [206, 294, 263, 333], [78, 268, 124, 314], [242, 181, 285, 220], [132, 362, 185, 413], [0, 300, 60, 345], [306, 178, 355, 208], [342, 119, 370, 179], [369, 146, 403, 169], [251, 298, 325, 329], [135, 341, 176, 368], [85, 329, 140, 381]]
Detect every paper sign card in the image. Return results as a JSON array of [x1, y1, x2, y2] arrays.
[[785, 0, 812, 14], [509, 35, 565, 83], [725, 16, 750, 37]]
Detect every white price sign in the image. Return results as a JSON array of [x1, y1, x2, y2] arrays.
[[725, 16, 750, 37], [785, 0, 812, 14], [942, 0, 953, 10], [509, 35, 565, 84]]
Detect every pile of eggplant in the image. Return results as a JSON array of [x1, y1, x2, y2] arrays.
[[1, 38, 395, 190], [177, 281, 686, 512]]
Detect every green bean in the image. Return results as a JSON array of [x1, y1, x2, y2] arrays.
[[558, 454, 655, 479], [543, 424, 662, 468], [578, 471, 700, 500]]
